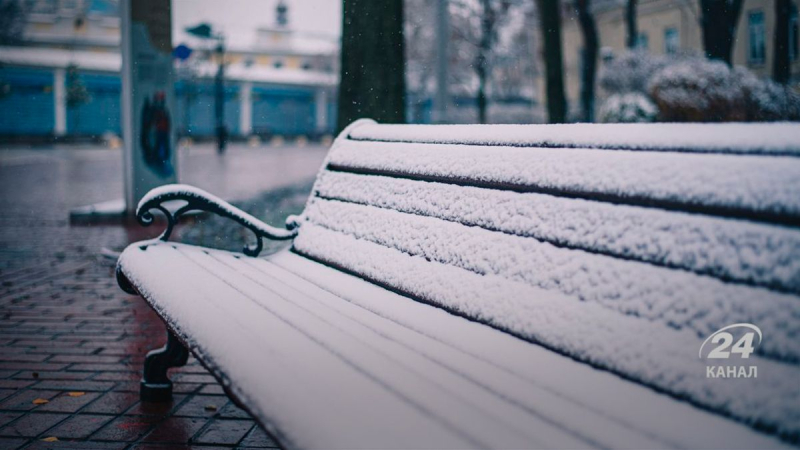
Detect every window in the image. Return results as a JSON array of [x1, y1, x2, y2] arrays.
[[748, 10, 766, 64], [791, 4, 799, 61], [273, 59, 284, 69], [664, 27, 679, 54], [636, 32, 649, 51]]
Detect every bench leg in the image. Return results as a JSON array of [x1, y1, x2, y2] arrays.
[[140, 330, 189, 402]]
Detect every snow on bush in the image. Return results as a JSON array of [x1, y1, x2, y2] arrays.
[[600, 50, 800, 122], [598, 93, 657, 123], [735, 67, 800, 121], [599, 50, 668, 95], [649, 56, 800, 122], [648, 57, 746, 121]]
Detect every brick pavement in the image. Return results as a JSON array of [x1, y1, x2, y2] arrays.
[[0, 143, 326, 449]]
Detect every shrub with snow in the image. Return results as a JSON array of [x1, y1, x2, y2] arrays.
[[648, 56, 800, 122], [600, 50, 800, 122], [648, 57, 745, 122], [598, 93, 657, 123], [599, 50, 669, 95], [734, 67, 800, 121]]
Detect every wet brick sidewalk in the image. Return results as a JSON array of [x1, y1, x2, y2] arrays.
[[0, 143, 326, 449]]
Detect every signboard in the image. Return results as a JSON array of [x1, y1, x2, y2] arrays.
[[120, 0, 177, 214]]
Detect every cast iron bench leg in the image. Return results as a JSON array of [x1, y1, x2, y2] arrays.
[[117, 265, 190, 401], [140, 330, 189, 402]]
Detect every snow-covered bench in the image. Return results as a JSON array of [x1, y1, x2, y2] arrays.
[[116, 119, 800, 449]]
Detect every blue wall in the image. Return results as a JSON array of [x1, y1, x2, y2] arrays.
[[67, 72, 121, 135], [252, 86, 315, 135], [175, 81, 241, 137], [0, 67, 55, 135], [1, 66, 334, 138]]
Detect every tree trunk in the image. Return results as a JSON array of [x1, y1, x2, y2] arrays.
[[626, 0, 638, 49], [699, 0, 744, 65], [337, 0, 406, 133], [773, 0, 792, 84], [476, 0, 493, 124], [537, 0, 567, 123], [576, 0, 598, 122], [476, 62, 488, 124]]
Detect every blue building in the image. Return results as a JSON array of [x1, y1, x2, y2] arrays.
[[0, 0, 338, 140]]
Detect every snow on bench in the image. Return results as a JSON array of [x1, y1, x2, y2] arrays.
[[117, 119, 800, 449]]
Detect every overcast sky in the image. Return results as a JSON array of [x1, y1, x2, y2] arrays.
[[173, 0, 341, 48]]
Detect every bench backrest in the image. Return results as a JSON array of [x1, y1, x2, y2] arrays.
[[291, 119, 800, 440]]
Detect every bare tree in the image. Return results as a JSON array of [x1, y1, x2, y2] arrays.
[[536, 0, 567, 123], [773, 0, 792, 84], [450, 0, 515, 123], [337, 0, 406, 132], [575, 0, 599, 122], [699, 0, 744, 65], [405, 0, 537, 123], [626, 0, 638, 49], [476, 0, 514, 123]]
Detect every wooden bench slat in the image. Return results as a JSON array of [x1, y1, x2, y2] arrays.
[[315, 171, 800, 294], [292, 223, 800, 440], [326, 140, 800, 225], [270, 250, 788, 450], [303, 198, 800, 362], [347, 122, 800, 156]]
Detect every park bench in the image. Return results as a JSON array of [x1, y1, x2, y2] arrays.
[[116, 119, 800, 449]]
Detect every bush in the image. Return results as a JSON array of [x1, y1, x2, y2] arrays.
[[599, 50, 668, 95], [647, 56, 800, 122], [735, 67, 800, 121], [600, 50, 800, 122], [598, 93, 657, 123], [648, 57, 745, 121]]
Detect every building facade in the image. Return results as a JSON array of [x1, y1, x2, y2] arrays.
[[0, 0, 338, 139]]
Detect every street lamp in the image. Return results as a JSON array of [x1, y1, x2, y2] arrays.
[[186, 23, 227, 153]]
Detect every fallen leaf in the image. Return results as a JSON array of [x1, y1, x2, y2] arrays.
[[204, 404, 217, 412], [32, 398, 49, 405], [41, 437, 59, 442], [67, 392, 85, 397]]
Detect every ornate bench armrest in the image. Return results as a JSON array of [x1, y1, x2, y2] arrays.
[[137, 184, 297, 257]]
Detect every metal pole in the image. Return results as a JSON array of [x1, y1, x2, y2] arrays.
[[119, 0, 135, 212], [214, 39, 226, 153], [433, 0, 449, 123]]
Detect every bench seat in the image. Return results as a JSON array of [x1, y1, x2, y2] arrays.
[[118, 241, 786, 449]]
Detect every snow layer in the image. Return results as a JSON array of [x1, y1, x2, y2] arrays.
[[117, 242, 791, 449], [303, 198, 800, 362], [326, 140, 800, 220], [291, 224, 800, 440], [347, 122, 800, 155], [138, 184, 296, 240], [270, 251, 790, 450], [119, 242, 482, 449], [315, 171, 800, 293]]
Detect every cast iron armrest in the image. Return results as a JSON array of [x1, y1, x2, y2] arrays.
[[136, 184, 297, 257]]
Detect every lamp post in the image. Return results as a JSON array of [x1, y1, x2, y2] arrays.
[[186, 23, 227, 153]]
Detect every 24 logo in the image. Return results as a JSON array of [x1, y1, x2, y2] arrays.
[[700, 323, 762, 379], [699, 323, 762, 359]]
